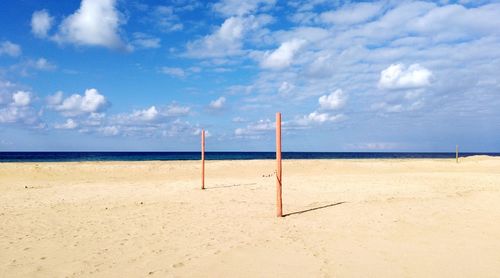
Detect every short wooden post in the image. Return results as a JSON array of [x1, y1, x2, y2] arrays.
[[201, 129, 205, 190], [276, 113, 283, 217], [456, 145, 459, 164]]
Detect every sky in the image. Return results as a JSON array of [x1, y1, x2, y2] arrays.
[[1, 0, 500, 152]]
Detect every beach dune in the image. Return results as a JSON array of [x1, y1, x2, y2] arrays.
[[1, 157, 500, 277]]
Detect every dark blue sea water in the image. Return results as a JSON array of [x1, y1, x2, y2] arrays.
[[0, 152, 499, 162]]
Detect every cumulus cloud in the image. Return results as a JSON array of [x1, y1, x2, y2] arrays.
[[318, 89, 347, 110], [114, 104, 190, 124], [31, 10, 54, 38], [77, 112, 193, 137], [0, 91, 38, 124], [51, 88, 108, 116], [0, 41, 21, 57], [235, 112, 344, 136], [129, 106, 159, 122], [289, 89, 348, 127], [295, 112, 345, 126], [160, 119, 204, 138], [82, 112, 106, 126], [99, 125, 119, 136], [235, 119, 274, 136], [46, 91, 63, 106], [54, 118, 78, 129], [12, 91, 31, 107], [52, 0, 126, 49], [378, 64, 433, 90], [260, 39, 306, 69], [209, 97, 226, 110], [0, 106, 37, 124], [186, 15, 272, 58], [187, 17, 245, 58]]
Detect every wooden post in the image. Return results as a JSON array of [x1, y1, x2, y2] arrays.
[[276, 113, 283, 217], [201, 129, 205, 190], [456, 145, 459, 164]]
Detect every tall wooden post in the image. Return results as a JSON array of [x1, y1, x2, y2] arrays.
[[456, 145, 459, 164], [201, 129, 205, 190], [276, 113, 283, 217]]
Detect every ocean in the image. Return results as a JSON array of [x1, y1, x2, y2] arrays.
[[0, 152, 499, 162]]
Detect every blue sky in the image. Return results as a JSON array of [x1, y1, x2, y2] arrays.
[[1, 0, 500, 151]]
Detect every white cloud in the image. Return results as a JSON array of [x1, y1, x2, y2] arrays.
[[235, 119, 274, 136], [192, 128, 211, 137], [99, 126, 119, 136], [12, 91, 31, 107], [68, 103, 195, 137], [260, 39, 306, 69], [0, 92, 38, 125], [159, 119, 203, 138], [295, 111, 344, 125], [371, 99, 424, 113], [378, 64, 433, 90], [209, 97, 226, 109], [53, 0, 126, 49], [53, 88, 108, 116], [278, 81, 295, 95], [83, 112, 106, 126], [213, 0, 276, 16], [131, 33, 161, 49], [114, 103, 190, 124], [186, 15, 272, 58], [408, 4, 500, 40], [371, 102, 404, 113], [152, 5, 184, 32], [319, 2, 383, 25], [46, 91, 63, 106], [161, 67, 186, 78], [130, 106, 159, 122], [33, 58, 56, 71], [31, 10, 54, 38], [164, 104, 190, 117], [318, 89, 347, 110], [0, 106, 36, 124], [54, 118, 78, 129], [0, 88, 39, 125], [187, 16, 245, 58], [0, 41, 21, 57], [284, 88, 348, 128]]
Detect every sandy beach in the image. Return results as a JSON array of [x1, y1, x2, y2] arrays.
[[1, 157, 500, 277]]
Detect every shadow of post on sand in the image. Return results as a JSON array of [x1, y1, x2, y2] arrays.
[[204, 183, 257, 190], [283, 202, 346, 217]]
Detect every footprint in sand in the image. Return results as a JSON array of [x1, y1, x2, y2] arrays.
[[172, 262, 184, 268]]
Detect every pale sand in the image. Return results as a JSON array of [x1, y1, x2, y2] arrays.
[[1, 157, 500, 277]]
